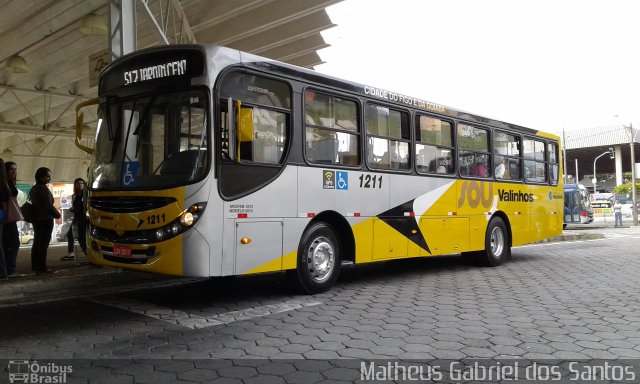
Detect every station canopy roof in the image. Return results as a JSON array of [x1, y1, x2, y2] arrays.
[[0, 0, 341, 183], [563, 125, 640, 178]]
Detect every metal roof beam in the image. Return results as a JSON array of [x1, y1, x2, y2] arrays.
[[195, 0, 340, 46]]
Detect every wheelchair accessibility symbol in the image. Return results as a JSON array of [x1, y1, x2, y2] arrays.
[[336, 171, 348, 190], [122, 162, 138, 187]]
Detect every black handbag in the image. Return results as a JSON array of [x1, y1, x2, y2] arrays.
[[20, 200, 35, 223]]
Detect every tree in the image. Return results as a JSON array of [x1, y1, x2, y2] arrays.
[[613, 182, 640, 196]]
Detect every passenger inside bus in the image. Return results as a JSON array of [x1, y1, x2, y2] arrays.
[[476, 162, 488, 177], [495, 161, 506, 179]]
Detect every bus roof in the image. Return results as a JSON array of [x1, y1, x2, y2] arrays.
[[232, 46, 558, 140], [106, 44, 559, 141]]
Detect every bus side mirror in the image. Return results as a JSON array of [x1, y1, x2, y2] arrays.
[[609, 147, 615, 159], [75, 98, 99, 154]]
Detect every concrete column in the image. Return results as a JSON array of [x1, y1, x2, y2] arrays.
[[615, 145, 623, 186], [109, 0, 137, 61]]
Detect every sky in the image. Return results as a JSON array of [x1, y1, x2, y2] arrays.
[[315, 0, 640, 135]]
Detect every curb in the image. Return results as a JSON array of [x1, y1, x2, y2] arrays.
[[0, 266, 197, 307]]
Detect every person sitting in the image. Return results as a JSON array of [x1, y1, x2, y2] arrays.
[[495, 161, 506, 179], [476, 162, 488, 177]]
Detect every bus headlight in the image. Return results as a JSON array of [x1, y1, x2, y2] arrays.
[[171, 222, 180, 236], [180, 212, 194, 226], [152, 202, 206, 242]]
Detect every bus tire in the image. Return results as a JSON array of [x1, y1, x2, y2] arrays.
[[481, 217, 509, 267], [289, 222, 341, 294]]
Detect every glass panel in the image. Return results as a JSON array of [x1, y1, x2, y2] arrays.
[[368, 136, 409, 170], [389, 110, 402, 139], [416, 144, 453, 174], [246, 108, 286, 164], [550, 163, 559, 185], [458, 124, 488, 152], [336, 131, 359, 166], [548, 143, 558, 163], [494, 131, 519, 156], [525, 160, 546, 182], [417, 115, 452, 146], [459, 152, 491, 177], [368, 136, 389, 169], [534, 140, 546, 161], [91, 89, 208, 189], [366, 104, 388, 136], [306, 127, 338, 164], [305, 91, 358, 133], [220, 72, 290, 108], [389, 140, 410, 170], [336, 98, 357, 132], [366, 104, 409, 139], [524, 138, 545, 160], [495, 156, 521, 180]]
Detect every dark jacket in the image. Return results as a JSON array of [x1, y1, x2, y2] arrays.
[[29, 183, 60, 221], [71, 193, 86, 223]]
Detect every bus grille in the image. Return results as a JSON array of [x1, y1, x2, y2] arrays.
[[90, 196, 176, 213], [91, 225, 155, 244]]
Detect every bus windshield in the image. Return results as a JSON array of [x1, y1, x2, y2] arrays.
[[91, 88, 208, 189]]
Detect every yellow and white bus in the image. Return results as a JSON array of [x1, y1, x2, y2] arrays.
[[76, 45, 563, 293]]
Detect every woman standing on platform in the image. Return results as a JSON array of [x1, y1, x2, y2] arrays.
[[2, 161, 20, 277], [0, 158, 11, 279], [61, 177, 87, 260], [29, 167, 60, 274]]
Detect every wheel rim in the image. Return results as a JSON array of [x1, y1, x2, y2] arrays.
[[306, 236, 335, 283], [490, 226, 505, 257]]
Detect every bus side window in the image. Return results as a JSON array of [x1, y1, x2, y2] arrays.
[[366, 104, 410, 171], [305, 89, 360, 166], [457, 124, 491, 178]]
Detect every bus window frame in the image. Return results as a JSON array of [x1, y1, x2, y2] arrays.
[[216, 69, 293, 166], [215, 69, 294, 200], [492, 129, 524, 183], [523, 135, 548, 184], [303, 87, 362, 169], [414, 112, 456, 177], [457, 122, 493, 179], [548, 141, 560, 186], [364, 101, 412, 173]]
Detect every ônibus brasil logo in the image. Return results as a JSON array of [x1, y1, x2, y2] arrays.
[[7, 360, 72, 383]]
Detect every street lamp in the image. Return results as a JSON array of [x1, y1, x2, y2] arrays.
[[592, 148, 615, 197]]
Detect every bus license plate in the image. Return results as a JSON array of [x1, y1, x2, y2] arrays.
[[113, 244, 132, 258]]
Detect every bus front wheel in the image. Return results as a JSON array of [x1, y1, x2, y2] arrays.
[[289, 222, 342, 294]]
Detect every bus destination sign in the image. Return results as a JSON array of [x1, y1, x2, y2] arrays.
[[363, 85, 447, 114], [124, 59, 187, 85]]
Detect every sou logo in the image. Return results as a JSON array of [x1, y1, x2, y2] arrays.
[[458, 180, 493, 209]]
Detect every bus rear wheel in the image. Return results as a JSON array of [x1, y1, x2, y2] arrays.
[[289, 222, 341, 294], [481, 217, 509, 266]]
